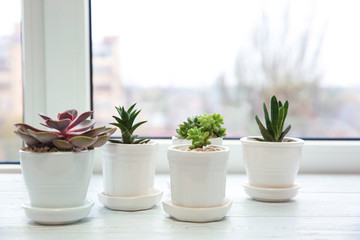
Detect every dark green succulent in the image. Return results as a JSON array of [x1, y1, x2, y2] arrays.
[[255, 95, 291, 142], [109, 103, 150, 144]]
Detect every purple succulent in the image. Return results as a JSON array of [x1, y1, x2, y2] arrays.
[[15, 109, 116, 152]]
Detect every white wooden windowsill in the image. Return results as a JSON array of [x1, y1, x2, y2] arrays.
[[1, 173, 359, 239]]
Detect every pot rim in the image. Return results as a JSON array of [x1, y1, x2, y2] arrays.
[[104, 140, 158, 147], [168, 144, 229, 153], [19, 149, 93, 154], [240, 136, 304, 147], [171, 136, 223, 140]]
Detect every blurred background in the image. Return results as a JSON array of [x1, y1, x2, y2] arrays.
[[0, 0, 22, 162], [1, 0, 360, 162], [91, 0, 360, 138]]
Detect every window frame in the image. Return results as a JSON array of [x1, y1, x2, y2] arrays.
[[22, 0, 91, 126], [2, 0, 357, 174]]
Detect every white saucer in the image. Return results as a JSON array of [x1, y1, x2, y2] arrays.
[[22, 199, 94, 225], [162, 198, 232, 223], [98, 189, 163, 211], [243, 183, 301, 202]]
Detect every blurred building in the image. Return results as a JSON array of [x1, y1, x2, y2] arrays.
[[0, 24, 22, 124], [0, 24, 22, 161], [92, 36, 125, 128]]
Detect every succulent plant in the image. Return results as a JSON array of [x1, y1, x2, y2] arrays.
[[255, 95, 291, 142], [198, 113, 226, 138], [186, 127, 211, 150], [109, 103, 150, 144], [176, 113, 226, 139], [176, 116, 200, 139], [14, 109, 116, 152], [176, 113, 226, 149]]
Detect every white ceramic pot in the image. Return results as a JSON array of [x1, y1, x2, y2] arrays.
[[20, 150, 95, 208], [101, 141, 159, 197], [240, 136, 304, 188], [167, 145, 229, 208], [171, 136, 223, 146]]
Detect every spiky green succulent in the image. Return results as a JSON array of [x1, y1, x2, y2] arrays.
[[255, 95, 291, 142], [186, 127, 211, 150], [109, 103, 150, 144], [14, 109, 116, 152]]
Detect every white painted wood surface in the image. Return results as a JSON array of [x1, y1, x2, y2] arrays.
[[0, 174, 359, 239]]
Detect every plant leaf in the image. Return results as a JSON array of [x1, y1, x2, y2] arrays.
[[128, 109, 141, 129], [58, 111, 73, 120], [27, 129, 59, 143], [103, 127, 117, 136], [45, 119, 71, 133], [52, 139, 73, 150], [255, 115, 274, 141], [127, 103, 137, 115], [110, 120, 128, 132], [263, 103, 275, 137], [68, 119, 96, 133], [108, 139, 124, 144], [112, 115, 123, 124], [121, 130, 132, 143], [69, 136, 98, 150], [15, 123, 46, 133], [67, 109, 78, 120], [38, 113, 51, 121], [279, 125, 291, 142], [120, 107, 129, 122], [81, 126, 105, 137], [278, 105, 285, 132], [67, 111, 93, 130], [130, 121, 147, 134], [132, 138, 150, 144], [270, 96, 279, 137], [253, 137, 265, 141], [89, 134, 111, 148], [115, 106, 122, 117], [282, 100, 289, 129], [14, 130, 40, 146]]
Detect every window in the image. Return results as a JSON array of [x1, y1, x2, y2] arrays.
[[7, 0, 359, 174], [91, 0, 360, 138], [0, 0, 22, 163]]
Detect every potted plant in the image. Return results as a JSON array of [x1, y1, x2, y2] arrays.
[[172, 113, 226, 146], [14, 109, 115, 224], [240, 95, 304, 202], [164, 115, 231, 223], [98, 103, 162, 211]]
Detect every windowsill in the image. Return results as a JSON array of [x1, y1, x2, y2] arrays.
[[0, 164, 22, 173], [1, 173, 359, 238], [1, 139, 360, 174]]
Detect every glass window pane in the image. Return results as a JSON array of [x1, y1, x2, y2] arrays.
[[91, 0, 360, 138], [0, 0, 23, 162]]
